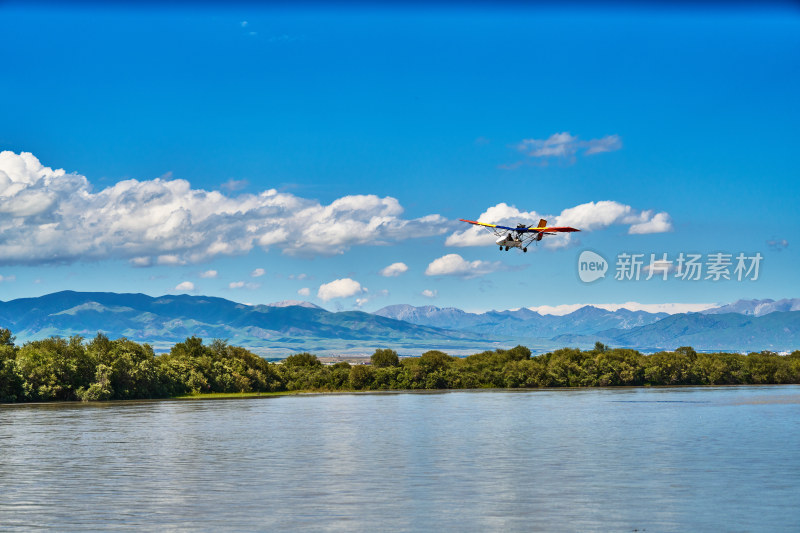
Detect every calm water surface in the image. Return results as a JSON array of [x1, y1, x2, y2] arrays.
[[1, 386, 799, 532]]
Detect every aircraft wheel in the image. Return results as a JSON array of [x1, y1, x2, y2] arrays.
[[505, 246, 509, 251], [499, 246, 502, 251], [523, 247, 527, 252]]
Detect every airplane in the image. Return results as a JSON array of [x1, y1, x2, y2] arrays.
[[459, 218, 580, 252]]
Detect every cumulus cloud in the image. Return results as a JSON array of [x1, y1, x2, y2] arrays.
[[425, 254, 502, 279], [767, 238, 789, 252], [0, 274, 16, 283], [174, 281, 195, 292], [251, 268, 266, 277], [446, 201, 672, 249], [379, 262, 409, 277], [317, 278, 364, 301], [228, 280, 260, 290], [0, 151, 450, 266], [507, 132, 622, 167], [199, 270, 218, 278], [354, 288, 389, 308], [157, 255, 184, 266], [221, 178, 248, 192], [297, 287, 311, 297], [421, 289, 437, 298], [130, 257, 152, 267], [628, 212, 673, 235]]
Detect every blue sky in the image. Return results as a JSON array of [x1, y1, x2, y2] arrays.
[[1, 2, 798, 313]]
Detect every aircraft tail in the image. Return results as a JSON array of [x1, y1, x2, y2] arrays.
[[537, 219, 547, 228]]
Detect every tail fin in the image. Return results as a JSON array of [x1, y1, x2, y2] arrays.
[[537, 219, 547, 228]]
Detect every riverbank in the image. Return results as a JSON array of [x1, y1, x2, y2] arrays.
[[174, 391, 301, 400], [1, 329, 798, 404]]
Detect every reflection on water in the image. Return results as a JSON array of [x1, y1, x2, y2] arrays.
[[2, 386, 799, 532]]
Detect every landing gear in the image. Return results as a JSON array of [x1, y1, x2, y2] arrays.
[[504, 246, 509, 251], [499, 246, 503, 251], [523, 247, 528, 253]]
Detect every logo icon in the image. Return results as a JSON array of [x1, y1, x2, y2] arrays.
[[578, 250, 607, 283]]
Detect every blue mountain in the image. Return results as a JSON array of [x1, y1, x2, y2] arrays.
[[0, 291, 496, 355], [1, 292, 798, 355], [374, 303, 668, 337]]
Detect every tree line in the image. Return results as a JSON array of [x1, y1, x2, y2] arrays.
[[1, 329, 798, 403]]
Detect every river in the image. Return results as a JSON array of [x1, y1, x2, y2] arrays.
[[2, 386, 799, 532]]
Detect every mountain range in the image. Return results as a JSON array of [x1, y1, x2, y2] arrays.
[[375, 301, 800, 352], [701, 298, 800, 317], [374, 304, 669, 338], [0, 291, 798, 355], [0, 291, 496, 356]]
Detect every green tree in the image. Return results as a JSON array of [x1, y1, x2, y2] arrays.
[[349, 364, 375, 390], [77, 364, 114, 401], [16, 336, 94, 401], [0, 328, 15, 347], [283, 352, 322, 368], [593, 349, 644, 386], [418, 350, 454, 372], [85, 334, 162, 399], [643, 349, 698, 385], [371, 348, 399, 368], [506, 345, 532, 361], [0, 329, 24, 402], [594, 341, 608, 353], [547, 348, 590, 387]]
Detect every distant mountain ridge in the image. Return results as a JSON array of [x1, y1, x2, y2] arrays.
[[265, 300, 323, 309], [375, 299, 800, 352], [702, 298, 800, 317], [554, 311, 800, 352], [0, 292, 797, 354], [374, 303, 669, 338], [0, 291, 494, 356]]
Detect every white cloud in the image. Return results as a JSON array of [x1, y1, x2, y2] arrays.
[[251, 268, 266, 277], [199, 270, 218, 278], [628, 212, 673, 234], [289, 273, 308, 280], [297, 287, 311, 297], [353, 288, 388, 308], [425, 253, 502, 278], [174, 281, 195, 292], [379, 262, 409, 277], [511, 132, 622, 165], [130, 257, 151, 267], [643, 256, 678, 278], [527, 302, 717, 315], [221, 178, 248, 192], [421, 289, 437, 298], [446, 200, 672, 248], [584, 135, 623, 155], [767, 238, 789, 252], [0, 274, 16, 283], [157, 255, 184, 266], [0, 151, 450, 266], [317, 278, 364, 301], [229, 280, 261, 290]]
